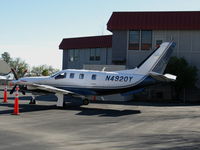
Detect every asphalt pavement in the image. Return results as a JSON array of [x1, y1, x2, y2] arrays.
[[1, 90, 200, 150]]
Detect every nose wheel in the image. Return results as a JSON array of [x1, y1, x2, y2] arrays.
[[83, 98, 89, 105], [29, 96, 37, 104]]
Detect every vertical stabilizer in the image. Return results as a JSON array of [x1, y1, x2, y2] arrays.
[[136, 42, 175, 74]]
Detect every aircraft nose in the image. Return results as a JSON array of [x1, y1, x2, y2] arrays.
[[10, 80, 18, 85]]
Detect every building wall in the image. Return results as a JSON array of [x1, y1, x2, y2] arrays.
[[62, 48, 112, 69], [112, 30, 200, 69], [153, 30, 200, 71]]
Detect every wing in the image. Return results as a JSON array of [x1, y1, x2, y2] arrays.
[[17, 81, 83, 97], [149, 71, 176, 82]]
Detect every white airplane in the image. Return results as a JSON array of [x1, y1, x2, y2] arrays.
[[10, 42, 176, 107], [0, 72, 14, 81]]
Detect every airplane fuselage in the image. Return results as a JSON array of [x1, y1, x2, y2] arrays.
[[18, 69, 156, 96]]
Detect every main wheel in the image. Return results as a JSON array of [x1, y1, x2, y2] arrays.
[[83, 99, 89, 105]]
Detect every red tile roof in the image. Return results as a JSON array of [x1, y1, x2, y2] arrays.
[[59, 35, 112, 50], [107, 11, 200, 31]]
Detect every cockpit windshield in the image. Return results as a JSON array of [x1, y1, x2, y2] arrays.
[[54, 72, 67, 80], [50, 72, 60, 78]]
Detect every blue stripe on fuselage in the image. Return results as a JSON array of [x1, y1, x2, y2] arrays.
[[55, 75, 158, 96]]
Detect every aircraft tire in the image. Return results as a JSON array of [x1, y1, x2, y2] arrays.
[[83, 99, 89, 105]]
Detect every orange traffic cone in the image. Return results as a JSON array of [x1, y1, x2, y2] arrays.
[[3, 85, 8, 103], [9, 82, 13, 87], [13, 86, 20, 115]]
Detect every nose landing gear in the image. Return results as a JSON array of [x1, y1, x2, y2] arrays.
[[29, 96, 37, 104]]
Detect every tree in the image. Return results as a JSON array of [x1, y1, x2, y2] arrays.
[[1, 52, 12, 64], [10, 57, 29, 78], [31, 65, 59, 76], [165, 56, 198, 99], [1, 52, 59, 77], [1, 52, 29, 78]]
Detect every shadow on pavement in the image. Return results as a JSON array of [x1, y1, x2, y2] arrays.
[[92, 100, 200, 107], [0, 102, 141, 117], [66, 105, 141, 117]]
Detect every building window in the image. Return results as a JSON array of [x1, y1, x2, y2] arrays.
[[129, 30, 140, 50], [129, 30, 152, 50], [70, 73, 75, 78], [90, 49, 101, 61], [156, 40, 163, 46], [79, 74, 84, 79], [91, 74, 96, 80], [69, 50, 79, 62], [90, 49, 95, 61], [141, 31, 152, 50]]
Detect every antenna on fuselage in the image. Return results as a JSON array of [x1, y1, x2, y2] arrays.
[[102, 67, 106, 72]]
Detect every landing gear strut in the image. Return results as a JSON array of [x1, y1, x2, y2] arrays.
[[29, 96, 37, 104], [83, 98, 89, 105]]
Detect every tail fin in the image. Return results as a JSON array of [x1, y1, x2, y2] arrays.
[[136, 42, 175, 74]]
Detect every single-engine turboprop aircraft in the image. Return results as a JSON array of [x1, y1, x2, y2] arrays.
[[10, 42, 176, 107]]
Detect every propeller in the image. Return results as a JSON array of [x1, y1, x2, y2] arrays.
[[10, 68, 27, 95]]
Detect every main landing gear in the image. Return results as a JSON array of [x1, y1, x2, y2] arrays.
[[83, 98, 89, 105], [29, 96, 37, 104]]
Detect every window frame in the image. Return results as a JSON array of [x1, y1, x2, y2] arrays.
[[141, 30, 152, 50], [89, 48, 101, 61], [68, 49, 79, 62], [128, 30, 140, 50], [54, 72, 67, 80], [128, 30, 152, 51]]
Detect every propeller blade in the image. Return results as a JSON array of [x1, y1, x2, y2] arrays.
[[11, 68, 19, 80], [19, 85, 26, 95], [10, 85, 17, 94], [21, 90, 26, 95]]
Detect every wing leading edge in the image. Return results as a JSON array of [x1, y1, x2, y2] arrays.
[[13, 81, 82, 96]]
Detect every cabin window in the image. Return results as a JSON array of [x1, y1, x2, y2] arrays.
[[129, 30, 152, 50], [79, 74, 84, 79], [55, 72, 66, 80], [91, 74, 96, 80], [70, 73, 75, 79]]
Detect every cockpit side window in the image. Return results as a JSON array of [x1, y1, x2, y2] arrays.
[[55, 72, 66, 80]]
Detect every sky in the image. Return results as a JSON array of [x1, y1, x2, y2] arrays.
[[0, 0, 200, 69]]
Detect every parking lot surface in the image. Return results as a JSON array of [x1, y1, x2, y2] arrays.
[[1, 90, 200, 150]]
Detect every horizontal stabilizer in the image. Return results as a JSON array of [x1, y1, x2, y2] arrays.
[[149, 72, 176, 82]]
